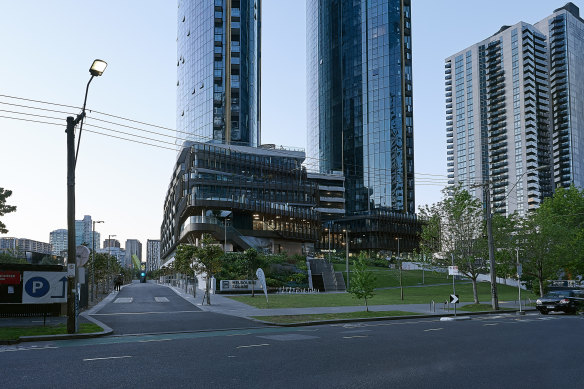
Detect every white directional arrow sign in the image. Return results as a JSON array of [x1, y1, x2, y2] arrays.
[[450, 294, 459, 304]]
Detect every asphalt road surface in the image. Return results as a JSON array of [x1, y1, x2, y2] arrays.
[[90, 282, 264, 335], [3, 311, 583, 388]]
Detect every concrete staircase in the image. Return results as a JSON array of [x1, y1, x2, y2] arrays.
[[307, 257, 346, 291]]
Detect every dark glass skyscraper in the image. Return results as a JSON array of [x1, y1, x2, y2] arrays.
[[177, 0, 261, 147], [307, 0, 415, 215]]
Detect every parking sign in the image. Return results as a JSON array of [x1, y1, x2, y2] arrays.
[[22, 272, 68, 303]]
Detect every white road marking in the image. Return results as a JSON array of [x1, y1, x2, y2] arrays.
[[91, 310, 202, 316], [114, 298, 133, 303], [236, 343, 270, 349], [484, 323, 499, 326], [154, 297, 170, 303], [83, 356, 132, 361], [423, 328, 443, 332], [343, 335, 369, 339], [139, 339, 172, 343]]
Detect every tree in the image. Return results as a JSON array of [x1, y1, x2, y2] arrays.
[[348, 253, 376, 311], [419, 184, 487, 304], [492, 212, 522, 283], [519, 213, 556, 297], [242, 248, 263, 297], [175, 234, 224, 305], [0, 187, 17, 234]]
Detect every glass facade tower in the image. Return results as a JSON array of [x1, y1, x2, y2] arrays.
[[177, 0, 261, 147], [306, 0, 415, 215]]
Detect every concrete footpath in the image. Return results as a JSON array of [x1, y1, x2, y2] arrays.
[[165, 283, 534, 319]]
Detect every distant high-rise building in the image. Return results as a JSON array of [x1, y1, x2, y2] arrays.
[[146, 240, 161, 272], [49, 229, 68, 256], [103, 239, 121, 249], [125, 239, 142, 268], [0, 237, 52, 257], [177, 0, 261, 147], [50, 215, 100, 255], [306, 0, 419, 252], [75, 215, 94, 246], [445, 2, 584, 215]]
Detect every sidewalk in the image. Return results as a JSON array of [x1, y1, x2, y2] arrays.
[[165, 283, 533, 319]]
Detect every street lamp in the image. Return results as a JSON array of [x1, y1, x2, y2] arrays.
[[343, 229, 350, 289], [66, 59, 107, 334], [396, 237, 403, 300], [107, 234, 116, 289], [91, 220, 104, 302]]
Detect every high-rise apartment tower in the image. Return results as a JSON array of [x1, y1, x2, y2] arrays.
[[307, 0, 415, 215], [177, 0, 261, 147], [445, 2, 584, 216]]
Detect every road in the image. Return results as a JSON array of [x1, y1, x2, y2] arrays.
[[2, 286, 583, 389], [89, 282, 263, 335]]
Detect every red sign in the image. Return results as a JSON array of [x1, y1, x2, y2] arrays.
[[0, 271, 21, 285]]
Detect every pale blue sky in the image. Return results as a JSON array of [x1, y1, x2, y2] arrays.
[[0, 0, 578, 257]]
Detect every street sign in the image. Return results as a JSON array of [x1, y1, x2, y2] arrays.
[[22, 272, 68, 303], [448, 266, 459, 276], [0, 271, 21, 285], [67, 264, 75, 277], [76, 245, 90, 267], [516, 264, 523, 277], [450, 294, 459, 304]]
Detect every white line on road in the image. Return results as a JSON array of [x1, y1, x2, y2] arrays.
[[139, 339, 172, 343], [236, 343, 270, 349], [114, 298, 133, 303], [423, 328, 443, 332], [83, 356, 132, 361], [154, 297, 170, 303], [91, 310, 202, 316], [342, 335, 369, 339], [484, 323, 499, 326]]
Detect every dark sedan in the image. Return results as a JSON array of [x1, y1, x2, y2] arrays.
[[536, 290, 583, 314]]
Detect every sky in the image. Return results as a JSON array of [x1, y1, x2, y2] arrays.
[[0, 0, 579, 258]]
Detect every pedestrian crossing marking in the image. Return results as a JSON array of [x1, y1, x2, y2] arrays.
[[114, 297, 133, 303], [154, 297, 170, 303]]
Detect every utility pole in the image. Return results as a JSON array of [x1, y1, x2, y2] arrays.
[[485, 185, 499, 310], [66, 116, 78, 334]]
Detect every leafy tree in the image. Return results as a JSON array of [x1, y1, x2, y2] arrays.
[[0, 251, 26, 264], [536, 185, 584, 277], [348, 254, 376, 311], [175, 234, 224, 305], [242, 248, 263, 297], [418, 184, 487, 303], [0, 187, 17, 234], [519, 213, 556, 297], [492, 213, 522, 282]]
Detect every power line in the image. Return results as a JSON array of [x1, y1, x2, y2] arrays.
[[0, 93, 454, 182]]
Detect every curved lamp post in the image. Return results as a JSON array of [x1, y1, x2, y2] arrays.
[[67, 59, 107, 334]]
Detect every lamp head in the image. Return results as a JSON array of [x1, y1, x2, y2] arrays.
[[89, 59, 107, 76]]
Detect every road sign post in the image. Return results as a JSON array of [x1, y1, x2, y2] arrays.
[[449, 294, 459, 316]]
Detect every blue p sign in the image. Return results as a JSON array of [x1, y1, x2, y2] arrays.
[[25, 277, 50, 298]]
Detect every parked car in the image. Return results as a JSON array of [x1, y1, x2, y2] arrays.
[[536, 290, 583, 314]]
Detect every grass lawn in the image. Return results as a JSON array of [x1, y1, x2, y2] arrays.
[[0, 323, 103, 341], [332, 265, 451, 289], [252, 310, 422, 324], [228, 282, 536, 309]]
